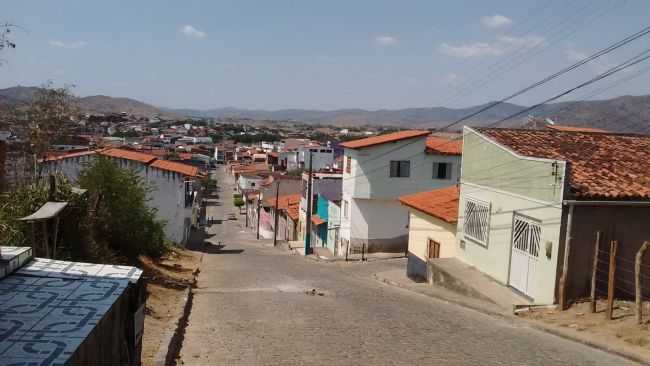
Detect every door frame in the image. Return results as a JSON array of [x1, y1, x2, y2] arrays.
[[507, 212, 541, 299]]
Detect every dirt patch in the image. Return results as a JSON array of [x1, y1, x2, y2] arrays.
[[139, 247, 201, 366], [519, 299, 650, 361]]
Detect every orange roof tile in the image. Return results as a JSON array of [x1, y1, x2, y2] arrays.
[[546, 125, 608, 133], [44, 150, 96, 162], [479, 128, 650, 200], [399, 186, 459, 224], [100, 148, 157, 164], [425, 136, 462, 155], [340, 130, 430, 149], [311, 214, 326, 226], [264, 193, 301, 209], [150, 160, 199, 177]]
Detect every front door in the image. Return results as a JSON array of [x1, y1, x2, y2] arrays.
[[508, 215, 541, 298], [428, 239, 441, 259]]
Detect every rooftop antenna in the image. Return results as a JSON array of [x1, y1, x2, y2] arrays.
[[544, 117, 556, 125]]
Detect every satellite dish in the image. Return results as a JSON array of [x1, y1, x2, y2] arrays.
[[545, 118, 556, 125]]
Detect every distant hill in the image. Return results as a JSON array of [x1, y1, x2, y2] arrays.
[[3, 85, 650, 134], [0, 86, 179, 119], [171, 95, 650, 133]]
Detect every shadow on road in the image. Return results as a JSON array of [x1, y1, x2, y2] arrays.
[[203, 243, 244, 255]]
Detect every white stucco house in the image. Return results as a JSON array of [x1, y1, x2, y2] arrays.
[[339, 131, 462, 253], [456, 126, 650, 305], [42, 148, 202, 245]]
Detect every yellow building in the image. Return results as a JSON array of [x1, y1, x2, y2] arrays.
[[399, 186, 459, 280]]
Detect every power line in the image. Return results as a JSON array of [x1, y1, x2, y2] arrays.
[[434, 25, 650, 132]]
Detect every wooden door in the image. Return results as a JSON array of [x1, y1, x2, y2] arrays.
[[428, 239, 441, 259]]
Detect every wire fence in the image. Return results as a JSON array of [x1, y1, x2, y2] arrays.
[[584, 234, 650, 324]]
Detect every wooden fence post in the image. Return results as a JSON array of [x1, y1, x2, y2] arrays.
[[636, 241, 650, 324], [591, 231, 601, 313], [607, 240, 618, 320]]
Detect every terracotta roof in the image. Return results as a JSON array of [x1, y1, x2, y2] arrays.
[[178, 153, 193, 160], [100, 148, 157, 164], [478, 128, 650, 200], [546, 125, 609, 133], [399, 186, 459, 224], [263, 193, 301, 209], [150, 160, 199, 177], [340, 130, 430, 149], [232, 163, 269, 174], [44, 150, 96, 162], [425, 136, 462, 155], [311, 215, 326, 226]]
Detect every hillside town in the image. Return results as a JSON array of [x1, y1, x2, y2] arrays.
[[3, 2, 650, 366]]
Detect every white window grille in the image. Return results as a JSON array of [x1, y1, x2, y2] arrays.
[[463, 198, 490, 245]]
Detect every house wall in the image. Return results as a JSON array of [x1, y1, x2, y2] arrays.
[[406, 210, 457, 280], [456, 128, 566, 304], [340, 198, 409, 253], [569, 205, 650, 301], [299, 147, 334, 171], [237, 176, 262, 191], [342, 137, 461, 200], [327, 201, 341, 255], [43, 155, 196, 245]]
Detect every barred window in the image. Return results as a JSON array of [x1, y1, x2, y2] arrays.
[[463, 198, 490, 245]]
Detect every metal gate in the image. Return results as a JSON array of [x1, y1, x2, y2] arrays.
[[508, 215, 541, 297]]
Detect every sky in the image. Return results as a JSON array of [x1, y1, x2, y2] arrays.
[[1, 0, 649, 110]]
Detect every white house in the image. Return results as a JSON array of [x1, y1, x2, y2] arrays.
[[237, 173, 264, 192], [42, 148, 201, 245], [278, 143, 335, 171], [456, 126, 650, 305], [339, 131, 462, 253]]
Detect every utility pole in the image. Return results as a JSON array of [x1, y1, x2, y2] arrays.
[[273, 179, 281, 247], [256, 193, 261, 240], [304, 151, 313, 255]]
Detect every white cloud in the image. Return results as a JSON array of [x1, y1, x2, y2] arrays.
[[375, 35, 398, 46], [180, 25, 206, 39], [564, 44, 615, 75], [442, 72, 460, 86], [439, 42, 503, 58], [497, 35, 546, 48], [481, 14, 513, 29], [48, 40, 87, 49], [439, 34, 545, 58]]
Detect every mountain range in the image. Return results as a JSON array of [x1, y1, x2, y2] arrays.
[[2, 86, 650, 133]]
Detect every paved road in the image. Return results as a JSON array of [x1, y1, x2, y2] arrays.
[[179, 167, 638, 366]]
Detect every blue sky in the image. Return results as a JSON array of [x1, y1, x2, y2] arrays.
[[2, 0, 649, 110]]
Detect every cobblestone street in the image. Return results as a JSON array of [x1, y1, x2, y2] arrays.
[[179, 168, 639, 366]]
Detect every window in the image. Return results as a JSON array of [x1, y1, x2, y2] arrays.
[[389, 161, 410, 178], [433, 162, 452, 180], [251, 182, 255, 187], [462, 198, 490, 245], [346, 156, 351, 174], [343, 200, 349, 218]]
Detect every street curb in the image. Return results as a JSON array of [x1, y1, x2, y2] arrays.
[[372, 273, 507, 319], [153, 286, 193, 366], [524, 319, 650, 366], [373, 273, 650, 366]]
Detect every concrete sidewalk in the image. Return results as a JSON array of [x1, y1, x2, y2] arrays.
[[373, 269, 507, 317], [374, 268, 650, 366]]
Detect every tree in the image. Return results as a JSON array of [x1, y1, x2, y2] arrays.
[[78, 156, 167, 259], [26, 83, 79, 159], [233, 196, 245, 213], [0, 23, 16, 65]]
